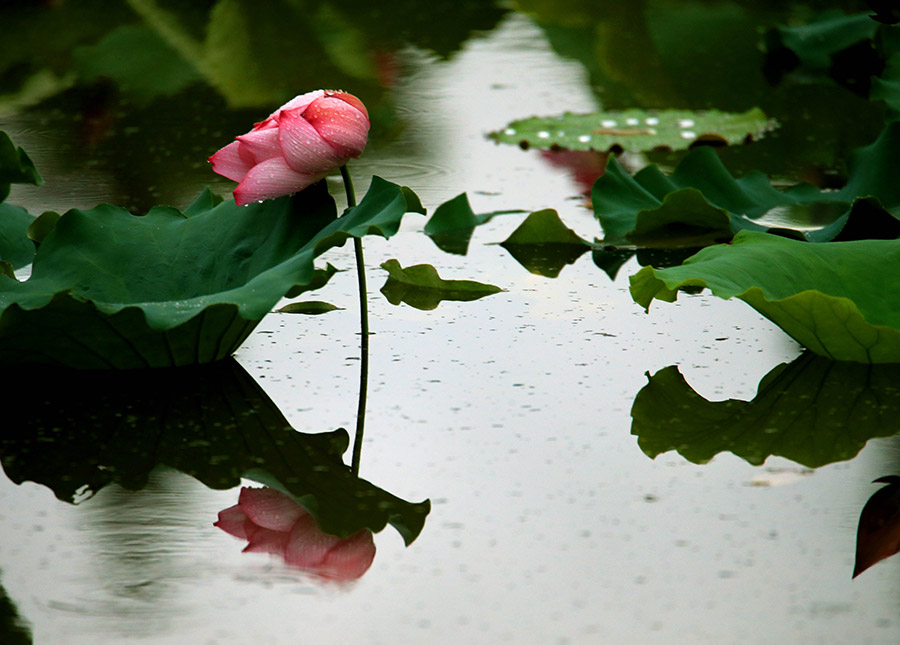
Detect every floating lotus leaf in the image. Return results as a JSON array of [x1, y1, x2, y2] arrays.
[[379, 258, 502, 310], [499, 209, 592, 277], [632, 353, 900, 468], [424, 192, 521, 255], [0, 176, 417, 368], [489, 108, 773, 153], [630, 230, 900, 363], [277, 300, 343, 315]]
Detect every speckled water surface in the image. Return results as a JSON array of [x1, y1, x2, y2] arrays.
[[2, 9, 899, 645]]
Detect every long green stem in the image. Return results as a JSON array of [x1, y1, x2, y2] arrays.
[[340, 165, 368, 477]]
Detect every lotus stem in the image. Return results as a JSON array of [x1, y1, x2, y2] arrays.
[[340, 165, 368, 477]]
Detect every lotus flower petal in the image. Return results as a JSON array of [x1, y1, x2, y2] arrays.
[[302, 96, 370, 158], [238, 486, 307, 532], [284, 513, 341, 567], [235, 127, 282, 165], [278, 108, 346, 175], [209, 140, 254, 182], [233, 157, 317, 206], [315, 530, 376, 581], [213, 504, 251, 539]]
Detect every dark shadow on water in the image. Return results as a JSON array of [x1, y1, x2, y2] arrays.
[[0, 359, 429, 543]]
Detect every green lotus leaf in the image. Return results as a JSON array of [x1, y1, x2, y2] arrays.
[[630, 230, 900, 363], [0, 359, 429, 544], [871, 52, 900, 120], [0, 176, 416, 368], [277, 300, 343, 315], [1, 131, 43, 270], [0, 203, 34, 270], [379, 258, 502, 310], [424, 192, 522, 255], [72, 24, 203, 102], [0, 131, 42, 201], [593, 122, 900, 245], [488, 108, 773, 153], [769, 11, 878, 70], [499, 209, 592, 277], [632, 353, 900, 468]]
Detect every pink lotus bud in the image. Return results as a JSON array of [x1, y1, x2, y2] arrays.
[[214, 487, 376, 582], [209, 90, 370, 206]]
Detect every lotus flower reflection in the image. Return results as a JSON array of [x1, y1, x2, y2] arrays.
[[215, 487, 376, 581]]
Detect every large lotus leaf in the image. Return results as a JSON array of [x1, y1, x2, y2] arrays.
[[0, 176, 416, 368], [592, 122, 900, 245], [0, 204, 34, 271], [0, 359, 430, 545], [630, 230, 900, 363], [631, 353, 900, 468], [489, 108, 773, 153]]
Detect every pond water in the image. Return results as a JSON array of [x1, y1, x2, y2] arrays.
[[2, 3, 899, 644]]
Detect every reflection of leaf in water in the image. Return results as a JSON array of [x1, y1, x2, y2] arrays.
[[379, 259, 502, 310], [854, 475, 900, 578], [0, 575, 30, 645], [499, 209, 591, 277], [631, 352, 900, 468], [0, 360, 429, 544]]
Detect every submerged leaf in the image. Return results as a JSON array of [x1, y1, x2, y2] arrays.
[[630, 230, 900, 363], [632, 354, 900, 468], [379, 258, 502, 310], [489, 108, 773, 153]]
